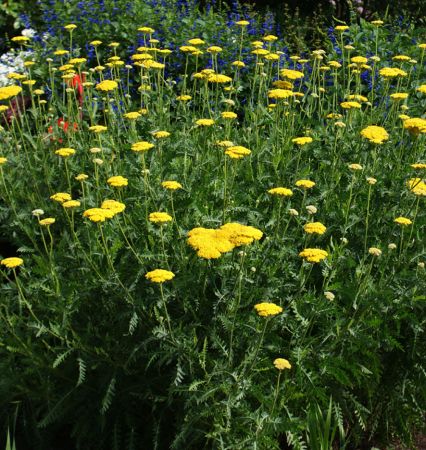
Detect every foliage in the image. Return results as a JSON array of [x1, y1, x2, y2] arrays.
[[0, 6, 425, 450]]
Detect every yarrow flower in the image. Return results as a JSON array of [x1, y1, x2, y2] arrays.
[[295, 179, 315, 189], [50, 192, 72, 203], [162, 181, 182, 190], [407, 178, 426, 196], [1, 257, 24, 268], [145, 269, 175, 283], [96, 80, 118, 92], [195, 118, 215, 127], [368, 247, 382, 257], [360, 126, 389, 144], [55, 147, 75, 157], [303, 222, 327, 235], [379, 67, 407, 78], [149, 212, 172, 224], [83, 208, 114, 223], [403, 118, 426, 135], [254, 302, 283, 317], [152, 131, 170, 139], [131, 141, 154, 152], [349, 163, 363, 171], [225, 146, 251, 159], [394, 216, 412, 226], [39, 218, 55, 226], [107, 176, 128, 187], [340, 101, 361, 109], [0, 85, 23, 101], [292, 136, 313, 146], [273, 358, 292, 370], [63, 200, 81, 208], [268, 187, 293, 197], [280, 69, 304, 80], [299, 248, 328, 263], [268, 89, 294, 99]]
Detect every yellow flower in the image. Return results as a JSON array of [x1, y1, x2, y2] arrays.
[[280, 69, 304, 80], [149, 212, 172, 223], [83, 208, 110, 222], [371, 20, 384, 26], [1, 257, 24, 268], [216, 140, 234, 147], [0, 157, 8, 165], [225, 145, 251, 159], [53, 49, 69, 56], [55, 147, 75, 157], [295, 179, 315, 189], [11, 36, 30, 43], [394, 216, 412, 226], [340, 101, 361, 109], [417, 85, 426, 94], [326, 113, 343, 119], [407, 178, 426, 196], [403, 118, 426, 135], [96, 80, 118, 92], [390, 93, 409, 101], [231, 60, 245, 68], [299, 248, 328, 263], [0, 85, 22, 101], [75, 173, 88, 181], [101, 199, 126, 214], [379, 67, 407, 78], [196, 118, 215, 127], [145, 269, 175, 283], [162, 181, 182, 191], [329, 61, 342, 68], [90, 40, 102, 46], [138, 26, 155, 33], [292, 136, 313, 146], [187, 38, 205, 46], [254, 302, 283, 317], [410, 163, 426, 170], [176, 94, 192, 101], [152, 131, 170, 139], [220, 223, 263, 246], [207, 46, 222, 53], [349, 163, 363, 171], [64, 24, 77, 31], [347, 94, 368, 102], [187, 227, 235, 259], [221, 111, 237, 120], [39, 218, 55, 226], [366, 177, 377, 185], [268, 89, 293, 99], [63, 200, 81, 208], [273, 358, 292, 370], [107, 176, 128, 187], [89, 125, 108, 133], [251, 48, 270, 56], [207, 73, 233, 83], [360, 125, 389, 144], [263, 34, 278, 42], [268, 187, 293, 197], [335, 25, 349, 32], [123, 112, 141, 120], [351, 56, 368, 65], [131, 141, 155, 152], [69, 57, 86, 65], [235, 20, 250, 26], [392, 55, 411, 62], [50, 192, 72, 203], [303, 222, 327, 235], [368, 247, 382, 257]]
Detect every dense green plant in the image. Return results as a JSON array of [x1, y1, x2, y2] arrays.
[[0, 9, 425, 450]]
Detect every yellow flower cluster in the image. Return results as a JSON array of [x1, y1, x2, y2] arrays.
[[403, 118, 426, 135], [273, 358, 292, 370], [280, 69, 304, 80], [394, 216, 412, 226], [149, 212, 172, 224], [268, 187, 293, 197], [1, 257, 24, 268], [89, 125, 108, 133], [131, 141, 155, 152], [407, 178, 426, 196], [187, 223, 263, 259], [360, 125, 389, 144], [55, 147, 76, 158], [268, 89, 294, 99], [379, 67, 407, 78], [145, 269, 175, 283], [254, 302, 283, 317], [162, 180, 182, 190], [0, 85, 23, 101], [50, 192, 72, 203], [292, 136, 313, 146], [83, 200, 125, 223], [295, 179, 315, 189], [299, 248, 328, 263], [107, 176, 128, 187], [225, 145, 251, 159], [196, 118, 215, 126], [303, 222, 327, 235], [96, 80, 118, 91]]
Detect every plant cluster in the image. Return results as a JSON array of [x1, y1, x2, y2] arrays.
[[0, 9, 425, 450]]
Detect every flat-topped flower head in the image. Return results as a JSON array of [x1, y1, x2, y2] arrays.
[[50, 192, 72, 203], [408, 178, 426, 196], [225, 146, 251, 159], [303, 222, 327, 235], [39, 218, 55, 226], [55, 147, 75, 157], [410, 163, 426, 170], [176, 94, 191, 102], [207, 46, 222, 53], [268, 89, 294, 99], [83, 208, 111, 223], [235, 20, 250, 26], [351, 56, 368, 65], [1, 257, 24, 268], [131, 141, 154, 152], [268, 187, 293, 197], [75, 173, 88, 181], [273, 358, 292, 370], [295, 179, 315, 189], [196, 118, 215, 127], [64, 24, 77, 31], [340, 101, 361, 109], [107, 176, 128, 187], [149, 212, 172, 224], [145, 269, 175, 283], [335, 25, 349, 32], [221, 111, 237, 120], [292, 136, 313, 146], [390, 93, 409, 101], [138, 27, 155, 34], [403, 118, 426, 135], [360, 125, 389, 144], [280, 69, 304, 80], [123, 112, 141, 120], [417, 85, 426, 94], [152, 131, 170, 139], [207, 74, 232, 83], [368, 247, 382, 257], [89, 125, 108, 133], [299, 248, 328, 263], [349, 163, 363, 171], [63, 200, 81, 208], [254, 302, 283, 317], [96, 80, 118, 92], [162, 181, 182, 190], [379, 67, 407, 78], [394, 216, 412, 226], [0, 85, 22, 101], [0, 157, 8, 165]]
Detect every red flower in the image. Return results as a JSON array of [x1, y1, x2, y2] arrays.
[[48, 118, 78, 143]]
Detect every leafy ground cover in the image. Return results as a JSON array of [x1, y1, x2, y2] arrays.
[[0, 4, 425, 449]]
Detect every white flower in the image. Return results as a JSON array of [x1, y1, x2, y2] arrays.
[[21, 28, 36, 38]]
